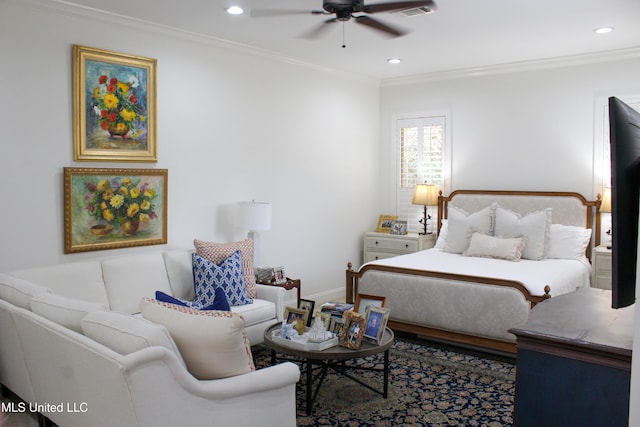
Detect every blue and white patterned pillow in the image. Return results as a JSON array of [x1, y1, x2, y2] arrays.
[[155, 289, 230, 311], [192, 251, 253, 306]]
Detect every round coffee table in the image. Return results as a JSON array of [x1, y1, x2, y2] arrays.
[[264, 323, 394, 414]]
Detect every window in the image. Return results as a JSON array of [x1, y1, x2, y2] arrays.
[[395, 113, 450, 233]]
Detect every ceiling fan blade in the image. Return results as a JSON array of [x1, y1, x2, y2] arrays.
[[354, 15, 406, 37], [299, 18, 338, 39], [250, 9, 326, 18], [363, 0, 436, 14]]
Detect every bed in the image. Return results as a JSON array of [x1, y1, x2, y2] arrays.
[[346, 190, 602, 354]]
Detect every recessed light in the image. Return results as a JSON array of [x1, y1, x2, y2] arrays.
[[594, 27, 614, 34], [387, 58, 402, 64], [227, 6, 244, 15]]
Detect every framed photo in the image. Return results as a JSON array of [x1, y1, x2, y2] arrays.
[[376, 215, 398, 233], [63, 168, 167, 253], [284, 306, 309, 335], [298, 299, 315, 326], [390, 220, 408, 235], [329, 316, 346, 337], [313, 312, 331, 330], [73, 45, 157, 162], [339, 311, 365, 349], [273, 266, 287, 284], [354, 293, 387, 314], [363, 306, 390, 344]]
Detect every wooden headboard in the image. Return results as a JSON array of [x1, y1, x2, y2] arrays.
[[437, 190, 602, 258]]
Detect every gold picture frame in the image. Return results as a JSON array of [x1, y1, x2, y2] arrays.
[[73, 45, 157, 162], [63, 167, 167, 253], [284, 306, 309, 335], [339, 310, 365, 349], [376, 215, 398, 233]]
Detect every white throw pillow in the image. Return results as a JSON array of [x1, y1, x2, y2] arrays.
[[463, 233, 527, 261], [443, 205, 495, 254], [434, 220, 448, 249], [139, 298, 255, 380], [30, 293, 108, 333], [494, 207, 552, 260], [81, 310, 185, 366], [548, 224, 592, 260]]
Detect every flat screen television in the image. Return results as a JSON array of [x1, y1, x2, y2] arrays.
[[609, 96, 640, 308]]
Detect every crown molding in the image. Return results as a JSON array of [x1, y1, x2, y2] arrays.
[[381, 47, 640, 88]]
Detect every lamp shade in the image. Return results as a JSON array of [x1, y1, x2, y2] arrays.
[[601, 188, 612, 213], [237, 201, 272, 231], [411, 184, 438, 206]]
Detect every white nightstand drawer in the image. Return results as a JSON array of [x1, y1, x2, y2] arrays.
[[364, 236, 418, 252]]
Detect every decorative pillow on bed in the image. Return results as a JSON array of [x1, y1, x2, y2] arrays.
[[434, 220, 448, 249], [547, 224, 592, 260], [494, 207, 552, 260], [194, 239, 257, 299], [463, 232, 527, 261], [443, 205, 495, 254]]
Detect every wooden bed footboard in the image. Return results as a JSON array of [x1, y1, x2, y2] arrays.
[[346, 262, 551, 354]]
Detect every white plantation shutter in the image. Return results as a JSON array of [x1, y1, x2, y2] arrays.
[[396, 115, 449, 233]]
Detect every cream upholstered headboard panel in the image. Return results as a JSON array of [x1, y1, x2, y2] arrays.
[[437, 190, 601, 247]]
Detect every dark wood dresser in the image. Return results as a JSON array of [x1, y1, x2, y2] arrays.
[[510, 287, 633, 427]]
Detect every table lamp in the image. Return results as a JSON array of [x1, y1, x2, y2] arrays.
[[411, 184, 438, 235], [237, 201, 272, 265], [600, 188, 612, 249]]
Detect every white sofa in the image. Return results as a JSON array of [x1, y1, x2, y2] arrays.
[[0, 249, 300, 427]]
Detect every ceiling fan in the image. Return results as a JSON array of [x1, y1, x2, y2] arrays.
[[251, 0, 436, 39]]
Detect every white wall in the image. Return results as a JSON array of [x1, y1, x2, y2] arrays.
[[0, 0, 380, 301]]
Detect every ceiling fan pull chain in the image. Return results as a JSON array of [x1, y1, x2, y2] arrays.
[[342, 22, 346, 48]]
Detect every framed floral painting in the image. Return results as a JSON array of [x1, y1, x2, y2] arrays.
[[63, 168, 167, 253], [73, 45, 157, 162]]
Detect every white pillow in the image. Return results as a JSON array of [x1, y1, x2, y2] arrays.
[[548, 224, 592, 260], [494, 207, 552, 260], [463, 233, 527, 261], [81, 310, 185, 366], [140, 298, 254, 380], [434, 220, 448, 249], [443, 205, 495, 254], [30, 293, 108, 333]]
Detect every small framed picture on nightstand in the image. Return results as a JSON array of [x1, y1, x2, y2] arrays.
[[376, 215, 398, 233], [390, 220, 408, 235]]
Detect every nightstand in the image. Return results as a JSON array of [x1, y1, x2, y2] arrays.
[[363, 231, 436, 264], [592, 245, 612, 290]]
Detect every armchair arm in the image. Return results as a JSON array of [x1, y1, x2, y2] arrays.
[[256, 284, 286, 321]]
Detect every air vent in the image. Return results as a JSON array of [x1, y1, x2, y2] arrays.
[[399, 7, 434, 17]]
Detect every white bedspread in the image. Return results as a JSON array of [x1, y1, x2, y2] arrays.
[[366, 248, 591, 297]]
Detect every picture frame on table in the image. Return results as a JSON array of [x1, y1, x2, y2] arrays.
[[339, 311, 365, 350], [314, 312, 331, 330], [73, 45, 157, 162], [298, 299, 315, 326], [363, 306, 390, 344], [390, 220, 408, 235], [63, 167, 167, 253], [354, 293, 387, 314], [273, 266, 287, 284], [376, 215, 398, 233], [329, 317, 346, 337], [284, 306, 308, 335]]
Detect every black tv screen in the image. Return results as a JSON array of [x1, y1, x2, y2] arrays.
[[609, 96, 640, 308]]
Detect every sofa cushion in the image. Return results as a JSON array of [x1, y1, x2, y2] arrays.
[[230, 298, 276, 327], [194, 239, 257, 299], [192, 252, 252, 306], [155, 289, 230, 311], [8, 261, 108, 305], [101, 253, 173, 314], [81, 310, 185, 366], [0, 273, 51, 309], [163, 250, 195, 300], [30, 293, 108, 333], [139, 298, 255, 380]]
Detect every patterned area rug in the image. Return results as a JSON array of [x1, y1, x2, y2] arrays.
[[253, 335, 516, 427]]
